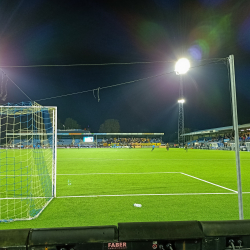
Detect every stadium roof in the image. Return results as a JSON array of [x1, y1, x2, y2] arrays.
[[183, 123, 250, 136]]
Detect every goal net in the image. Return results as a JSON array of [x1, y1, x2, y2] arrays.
[[0, 101, 57, 222]]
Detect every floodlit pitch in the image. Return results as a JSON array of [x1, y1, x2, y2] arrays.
[[1, 147, 250, 229]]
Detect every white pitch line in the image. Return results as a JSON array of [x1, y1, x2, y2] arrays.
[[57, 172, 180, 176], [181, 172, 238, 193], [57, 158, 248, 161], [2, 192, 250, 200], [57, 192, 236, 198], [0, 172, 180, 177]]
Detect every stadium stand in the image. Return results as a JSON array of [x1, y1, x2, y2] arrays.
[[182, 123, 250, 150], [56, 131, 164, 148]]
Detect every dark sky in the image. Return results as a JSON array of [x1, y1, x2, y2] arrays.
[[0, 0, 250, 140]]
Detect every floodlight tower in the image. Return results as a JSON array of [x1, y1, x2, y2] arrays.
[[175, 58, 190, 146], [177, 93, 185, 146]]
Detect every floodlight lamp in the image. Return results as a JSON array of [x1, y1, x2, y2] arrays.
[[175, 58, 190, 75], [178, 99, 185, 103]]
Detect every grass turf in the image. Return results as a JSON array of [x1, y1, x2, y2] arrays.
[[1, 147, 250, 229]]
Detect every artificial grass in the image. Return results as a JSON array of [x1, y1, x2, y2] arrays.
[[0, 148, 250, 229]]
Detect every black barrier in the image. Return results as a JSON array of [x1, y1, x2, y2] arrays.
[[28, 226, 118, 246], [118, 221, 204, 240], [201, 220, 250, 236], [1, 220, 250, 250], [0, 228, 30, 249]]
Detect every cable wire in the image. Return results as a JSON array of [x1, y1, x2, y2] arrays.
[[35, 71, 175, 102], [0, 69, 32, 101], [0, 60, 175, 68], [35, 58, 227, 103]]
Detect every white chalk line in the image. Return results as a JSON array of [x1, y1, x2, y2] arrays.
[[58, 171, 237, 195], [56, 172, 242, 195], [57, 158, 250, 161], [61, 171, 237, 194], [180, 172, 238, 193], [57, 192, 239, 198], [57, 172, 180, 176], [0, 172, 238, 195], [1, 172, 238, 195], [0, 172, 180, 177], [58, 171, 237, 194], [2, 192, 250, 200]]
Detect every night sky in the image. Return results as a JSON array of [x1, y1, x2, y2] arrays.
[[0, 0, 250, 141]]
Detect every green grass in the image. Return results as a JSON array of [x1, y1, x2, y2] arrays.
[[1, 147, 250, 229]]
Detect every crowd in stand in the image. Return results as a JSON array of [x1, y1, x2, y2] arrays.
[[99, 137, 162, 146], [57, 137, 162, 147], [239, 132, 250, 141], [194, 132, 250, 143]]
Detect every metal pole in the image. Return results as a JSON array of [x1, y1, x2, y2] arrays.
[[52, 109, 54, 198], [178, 75, 185, 146], [229, 54, 243, 220], [54, 107, 57, 198]]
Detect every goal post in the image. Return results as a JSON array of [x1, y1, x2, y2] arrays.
[[0, 102, 57, 222]]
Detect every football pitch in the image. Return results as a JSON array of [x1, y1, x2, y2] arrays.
[[1, 147, 250, 229]]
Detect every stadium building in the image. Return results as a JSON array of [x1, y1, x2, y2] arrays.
[[57, 129, 164, 148], [183, 123, 250, 150]]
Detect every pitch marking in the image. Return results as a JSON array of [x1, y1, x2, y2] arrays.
[[181, 172, 237, 193], [57, 172, 180, 176], [0, 172, 180, 177], [57, 192, 236, 198], [58, 158, 249, 161], [3, 192, 250, 199]]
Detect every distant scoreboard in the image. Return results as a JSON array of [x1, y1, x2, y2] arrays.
[[84, 137, 94, 142]]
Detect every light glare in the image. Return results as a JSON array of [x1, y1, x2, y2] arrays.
[[175, 58, 190, 75], [178, 99, 185, 103]]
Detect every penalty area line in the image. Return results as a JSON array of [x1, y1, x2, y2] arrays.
[[57, 172, 180, 176], [0, 172, 180, 177], [58, 158, 248, 161], [180, 172, 238, 193], [57, 192, 236, 198]]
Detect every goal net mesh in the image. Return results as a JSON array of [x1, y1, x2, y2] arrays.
[[0, 102, 56, 222]]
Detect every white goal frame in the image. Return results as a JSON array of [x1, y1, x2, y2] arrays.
[[0, 105, 57, 222]]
